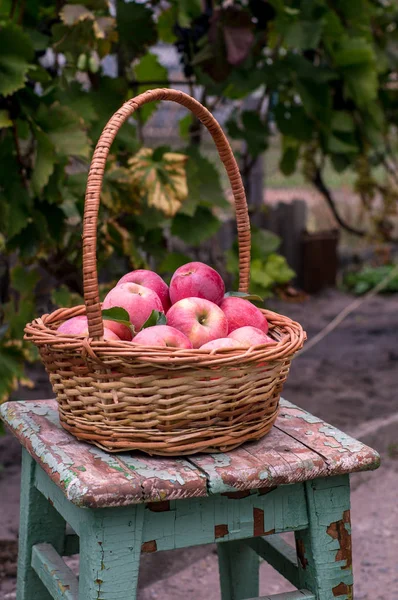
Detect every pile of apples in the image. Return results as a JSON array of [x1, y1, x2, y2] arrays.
[[57, 262, 275, 351]]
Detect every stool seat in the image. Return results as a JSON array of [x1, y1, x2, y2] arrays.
[[0, 398, 379, 508]]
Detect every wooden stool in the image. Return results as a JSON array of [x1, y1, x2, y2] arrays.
[[1, 399, 379, 600]]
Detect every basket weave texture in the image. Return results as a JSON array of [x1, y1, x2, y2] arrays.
[[25, 89, 306, 456]]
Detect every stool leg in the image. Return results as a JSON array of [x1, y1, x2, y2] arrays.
[[295, 475, 353, 599], [78, 504, 145, 600], [217, 540, 259, 600], [17, 450, 66, 600]]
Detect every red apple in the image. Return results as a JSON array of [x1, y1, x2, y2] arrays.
[[169, 262, 225, 305], [102, 319, 132, 341], [199, 338, 245, 351], [102, 282, 163, 334], [132, 325, 192, 349], [57, 316, 120, 340], [228, 326, 274, 347], [220, 297, 269, 334], [167, 297, 228, 349], [117, 269, 170, 312]]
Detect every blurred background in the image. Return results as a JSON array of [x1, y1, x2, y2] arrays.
[[0, 1, 397, 599]]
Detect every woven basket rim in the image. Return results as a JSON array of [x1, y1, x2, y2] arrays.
[[25, 305, 306, 367]]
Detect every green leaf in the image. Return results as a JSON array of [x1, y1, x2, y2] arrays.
[[227, 111, 269, 158], [334, 37, 375, 68], [297, 79, 332, 124], [27, 64, 51, 84], [0, 184, 32, 239], [344, 64, 378, 107], [56, 83, 98, 124], [88, 76, 128, 138], [158, 252, 192, 274], [251, 260, 274, 289], [326, 134, 358, 154], [0, 110, 12, 128], [171, 206, 221, 246], [10, 266, 40, 296], [132, 53, 168, 123], [224, 291, 263, 302], [283, 20, 324, 50], [158, 6, 178, 43], [331, 111, 355, 132], [117, 1, 157, 60], [177, 0, 202, 27], [26, 29, 50, 51], [280, 141, 299, 176], [0, 343, 25, 403], [141, 310, 167, 329], [330, 154, 350, 172], [251, 228, 281, 257], [32, 131, 55, 194], [52, 285, 83, 308], [102, 307, 132, 330], [182, 146, 229, 216], [274, 104, 312, 141], [179, 114, 192, 141], [333, 38, 378, 107], [264, 253, 295, 284], [35, 102, 91, 159], [0, 23, 34, 96]]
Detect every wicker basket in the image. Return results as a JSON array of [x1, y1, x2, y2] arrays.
[[25, 89, 306, 456]]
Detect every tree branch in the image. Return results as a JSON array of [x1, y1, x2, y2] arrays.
[[312, 168, 366, 237]]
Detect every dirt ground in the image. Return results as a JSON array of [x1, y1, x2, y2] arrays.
[[0, 289, 397, 599]]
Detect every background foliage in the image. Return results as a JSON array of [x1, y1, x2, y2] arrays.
[[1, 0, 398, 401]]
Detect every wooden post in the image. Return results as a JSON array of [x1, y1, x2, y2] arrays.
[[218, 539, 260, 600], [295, 475, 353, 599], [16, 450, 66, 600]]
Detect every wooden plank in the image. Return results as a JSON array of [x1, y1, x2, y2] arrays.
[[0, 398, 380, 506], [295, 475, 353, 599], [31, 543, 78, 600], [0, 400, 207, 507], [276, 400, 380, 476], [142, 484, 308, 552], [248, 592, 315, 600], [218, 539, 259, 600], [187, 424, 328, 495], [247, 535, 300, 589], [17, 450, 66, 600], [34, 467, 86, 536], [78, 504, 145, 600]]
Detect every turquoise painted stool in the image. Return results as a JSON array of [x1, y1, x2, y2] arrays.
[[1, 398, 379, 600]]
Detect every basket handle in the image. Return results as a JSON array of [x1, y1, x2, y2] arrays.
[[83, 88, 251, 339]]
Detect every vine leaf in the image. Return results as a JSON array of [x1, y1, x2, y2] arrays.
[[35, 102, 91, 159], [171, 206, 220, 246], [102, 307, 133, 331], [0, 111, 12, 128], [224, 291, 264, 302], [60, 4, 116, 40], [0, 23, 34, 96], [60, 4, 95, 25], [132, 53, 168, 123], [141, 310, 167, 329], [128, 148, 188, 217], [32, 131, 55, 194]]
